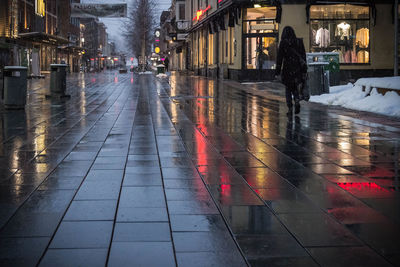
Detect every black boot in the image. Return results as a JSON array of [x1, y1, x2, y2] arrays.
[[286, 107, 293, 116], [295, 102, 300, 114]]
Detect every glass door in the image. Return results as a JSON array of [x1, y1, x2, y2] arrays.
[[245, 35, 277, 70]]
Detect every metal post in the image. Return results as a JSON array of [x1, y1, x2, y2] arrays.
[[395, 0, 399, 76]]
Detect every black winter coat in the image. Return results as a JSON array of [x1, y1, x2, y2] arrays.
[[275, 38, 307, 86]]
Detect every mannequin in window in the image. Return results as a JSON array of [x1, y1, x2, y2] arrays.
[[335, 22, 352, 41]]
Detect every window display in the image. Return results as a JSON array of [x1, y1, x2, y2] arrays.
[[310, 4, 370, 64]]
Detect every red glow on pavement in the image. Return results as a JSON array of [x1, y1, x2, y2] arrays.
[[91, 78, 96, 82], [131, 78, 134, 84], [220, 184, 231, 195], [114, 76, 118, 83], [337, 182, 392, 192]]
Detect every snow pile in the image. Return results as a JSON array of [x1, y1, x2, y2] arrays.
[[156, 73, 168, 78], [138, 71, 153, 75], [355, 76, 400, 91], [310, 78, 400, 117]]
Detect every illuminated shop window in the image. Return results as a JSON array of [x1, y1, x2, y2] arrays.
[[244, 7, 278, 34], [310, 4, 370, 64], [243, 7, 278, 70]]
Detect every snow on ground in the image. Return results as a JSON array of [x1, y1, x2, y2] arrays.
[[138, 71, 153, 75], [310, 77, 400, 117], [156, 73, 168, 78], [355, 76, 400, 91]]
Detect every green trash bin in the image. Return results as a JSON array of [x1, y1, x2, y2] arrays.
[[157, 64, 165, 74], [3, 66, 28, 109], [50, 64, 68, 96]]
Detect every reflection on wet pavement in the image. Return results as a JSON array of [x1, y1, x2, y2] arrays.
[[160, 74, 400, 266], [0, 71, 399, 266]]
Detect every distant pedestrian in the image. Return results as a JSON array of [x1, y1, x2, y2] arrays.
[[164, 57, 169, 72], [275, 26, 307, 115]]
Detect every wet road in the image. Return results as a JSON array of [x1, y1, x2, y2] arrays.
[[0, 71, 399, 266]]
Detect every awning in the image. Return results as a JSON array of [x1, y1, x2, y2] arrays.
[[18, 32, 69, 45], [58, 45, 85, 52]]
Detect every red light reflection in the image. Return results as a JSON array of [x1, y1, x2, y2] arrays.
[[91, 78, 96, 82], [337, 182, 392, 193], [220, 184, 231, 195], [114, 76, 118, 83]]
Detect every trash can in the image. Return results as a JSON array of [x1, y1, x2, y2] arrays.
[[50, 64, 68, 95], [3, 66, 28, 109], [306, 52, 339, 96], [157, 64, 165, 74], [307, 62, 329, 96]]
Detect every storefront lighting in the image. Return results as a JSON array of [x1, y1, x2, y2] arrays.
[[254, 4, 261, 8], [35, 0, 45, 17]]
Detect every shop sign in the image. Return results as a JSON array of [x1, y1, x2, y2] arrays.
[[35, 0, 45, 17], [155, 47, 160, 54], [193, 5, 211, 21], [177, 33, 188, 41], [71, 3, 127, 18], [250, 24, 275, 31]]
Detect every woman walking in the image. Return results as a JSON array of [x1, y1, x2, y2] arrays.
[[275, 26, 307, 115]]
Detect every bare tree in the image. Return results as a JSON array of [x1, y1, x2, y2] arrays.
[[123, 0, 156, 67]]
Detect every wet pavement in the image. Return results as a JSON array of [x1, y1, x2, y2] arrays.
[[0, 71, 399, 266]]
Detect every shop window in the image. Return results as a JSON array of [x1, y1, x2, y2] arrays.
[[245, 37, 277, 70], [244, 7, 278, 34], [208, 33, 214, 65], [178, 4, 185, 20], [243, 6, 278, 70], [220, 31, 225, 64], [228, 27, 234, 64], [310, 4, 370, 64]]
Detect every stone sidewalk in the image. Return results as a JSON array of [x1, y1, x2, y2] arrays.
[[0, 71, 399, 267], [0, 72, 246, 266]]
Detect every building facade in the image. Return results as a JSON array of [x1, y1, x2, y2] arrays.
[[81, 18, 109, 71], [161, 0, 399, 82], [0, 0, 86, 74]]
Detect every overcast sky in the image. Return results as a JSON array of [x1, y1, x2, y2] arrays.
[[81, 0, 172, 53]]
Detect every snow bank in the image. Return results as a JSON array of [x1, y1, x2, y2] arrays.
[[355, 76, 400, 91], [156, 73, 168, 78], [138, 71, 153, 75], [310, 79, 400, 117]]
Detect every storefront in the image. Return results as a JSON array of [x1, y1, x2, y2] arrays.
[[241, 4, 280, 81], [184, 0, 395, 82], [19, 32, 69, 73], [282, 0, 395, 81]]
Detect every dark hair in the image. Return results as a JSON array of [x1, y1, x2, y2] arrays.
[[281, 26, 297, 42]]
